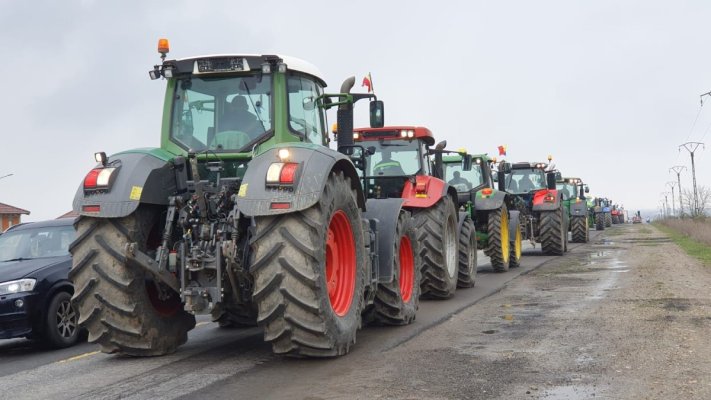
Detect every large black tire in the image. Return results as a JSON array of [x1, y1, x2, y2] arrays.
[[370, 211, 421, 325], [413, 196, 459, 299], [509, 218, 523, 269], [250, 171, 366, 357], [457, 217, 477, 288], [612, 214, 619, 224], [487, 205, 510, 272], [571, 216, 589, 243], [540, 207, 566, 256], [43, 291, 80, 348], [69, 207, 196, 356], [604, 212, 612, 228], [595, 213, 604, 231]]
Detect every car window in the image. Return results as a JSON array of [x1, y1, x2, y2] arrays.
[[0, 225, 75, 261]]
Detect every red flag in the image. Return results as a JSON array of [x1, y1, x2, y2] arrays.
[[362, 73, 372, 93], [497, 145, 507, 156]]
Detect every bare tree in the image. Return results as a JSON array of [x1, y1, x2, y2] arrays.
[[681, 186, 710, 217]]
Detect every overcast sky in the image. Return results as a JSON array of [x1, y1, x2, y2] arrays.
[[1, 0, 710, 221]]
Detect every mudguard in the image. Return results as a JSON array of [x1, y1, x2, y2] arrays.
[[400, 175, 446, 209], [508, 210, 521, 242], [532, 189, 561, 212], [570, 200, 588, 218], [473, 190, 506, 211], [72, 150, 179, 218], [236, 143, 365, 216], [602, 206, 611, 213], [362, 198, 407, 283]]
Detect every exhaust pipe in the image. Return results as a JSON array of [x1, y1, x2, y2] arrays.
[[337, 77, 356, 152]]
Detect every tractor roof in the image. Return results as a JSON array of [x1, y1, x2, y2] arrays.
[[443, 153, 491, 164], [511, 161, 548, 170], [353, 126, 435, 146], [166, 54, 326, 86], [559, 177, 583, 184]]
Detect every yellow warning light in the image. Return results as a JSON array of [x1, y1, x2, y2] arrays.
[[547, 154, 553, 161], [158, 38, 170, 55], [331, 123, 338, 134]]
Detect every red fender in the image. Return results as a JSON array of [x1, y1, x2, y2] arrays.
[[401, 175, 446, 209], [533, 189, 559, 207]]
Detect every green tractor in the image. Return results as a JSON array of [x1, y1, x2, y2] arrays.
[[556, 177, 590, 243], [70, 43, 422, 357], [440, 153, 523, 272]]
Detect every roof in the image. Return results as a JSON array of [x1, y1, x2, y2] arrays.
[[171, 54, 326, 86], [57, 210, 80, 219], [353, 126, 435, 146], [0, 202, 30, 215]]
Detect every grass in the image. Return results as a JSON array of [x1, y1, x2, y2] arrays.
[[657, 218, 711, 246], [653, 221, 711, 266]]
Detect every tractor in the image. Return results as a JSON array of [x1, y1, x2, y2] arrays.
[[440, 153, 523, 272], [611, 205, 624, 224], [556, 177, 590, 243], [349, 126, 473, 298], [592, 197, 613, 229], [501, 160, 569, 255], [69, 42, 422, 358]]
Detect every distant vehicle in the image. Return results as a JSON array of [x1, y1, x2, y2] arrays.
[[632, 211, 642, 224], [0, 218, 80, 348]]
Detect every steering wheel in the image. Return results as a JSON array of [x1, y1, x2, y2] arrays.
[[210, 130, 251, 150]]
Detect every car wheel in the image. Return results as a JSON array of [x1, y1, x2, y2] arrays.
[[44, 291, 80, 348]]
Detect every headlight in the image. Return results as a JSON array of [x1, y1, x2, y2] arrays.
[[0, 279, 36, 295]]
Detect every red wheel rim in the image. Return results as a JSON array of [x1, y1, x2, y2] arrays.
[[399, 235, 414, 303], [325, 210, 356, 317], [146, 279, 181, 317]]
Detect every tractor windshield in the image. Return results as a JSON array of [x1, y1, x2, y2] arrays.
[[556, 183, 578, 200], [444, 162, 483, 192], [365, 140, 422, 177], [170, 74, 272, 153], [506, 168, 546, 193]]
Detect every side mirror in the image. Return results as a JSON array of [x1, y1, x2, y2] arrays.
[[369, 100, 384, 128], [498, 162, 512, 174], [579, 186, 586, 200], [497, 171, 506, 191], [546, 172, 557, 190], [435, 140, 447, 150], [462, 155, 473, 171], [554, 171, 562, 180], [584, 185, 589, 193]]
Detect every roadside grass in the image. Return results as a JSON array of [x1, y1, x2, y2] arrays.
[[653, 221, 711, 266], [658, 218, 711, 246]]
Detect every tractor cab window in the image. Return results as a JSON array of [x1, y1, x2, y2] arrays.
[[445, 161, 483, 192], [506, 168, 546, 193], [556, 183, 577, 200], [366, 140, 421, 177], [170, 74, 272, 152], [287, 75, 325, 145]]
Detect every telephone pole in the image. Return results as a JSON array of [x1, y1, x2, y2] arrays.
[[679, 142, 704, 215], [661, 192, 671, 218], [669, 166, 686, 216], [666, 181, 677, 216]]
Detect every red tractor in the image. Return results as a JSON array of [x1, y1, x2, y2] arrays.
[[349, 126, 476, 299]]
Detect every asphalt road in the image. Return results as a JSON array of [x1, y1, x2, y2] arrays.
[[0, 231, 601, 399]]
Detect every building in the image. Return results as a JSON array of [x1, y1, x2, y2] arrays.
[[0, 202, 30, 231]]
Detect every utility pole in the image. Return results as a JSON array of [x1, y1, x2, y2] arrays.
[[670, 166, 686, 216], [679, 142, 704, 216], [666, 181, 677, 216], [661, 192, 671, 218]]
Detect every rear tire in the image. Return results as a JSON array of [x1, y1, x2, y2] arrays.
[[457, 217, 477, 288], [604, 212, 612, 227], [413, 196, 459, 299], [595, 213, 604, 231], [250, 170, 366, 357], [69, 208, 196, 356], [571, 216, 588, 243], [371, 211, 421, 325], [44, 291, 80, 348], [487, 205, 510, 272], [509, 218, 523, 268], [540, 207, 565, 255]]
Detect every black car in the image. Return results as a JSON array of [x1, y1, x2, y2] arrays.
[[0, 218, 80, 348]]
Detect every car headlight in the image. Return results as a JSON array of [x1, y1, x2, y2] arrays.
[[0, 279, 36, 295]]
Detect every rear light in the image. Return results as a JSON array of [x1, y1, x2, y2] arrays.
[[266, 162, 300, 186], [83, 167, 118, 191], [481, 188, 493, 197], [270, 202, 291, 209], [415, 177, 428, 198], [544, 191, 556, 202], [82, 205, 101, 213]]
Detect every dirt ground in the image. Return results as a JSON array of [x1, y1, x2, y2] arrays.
[[287, 223, 711, 400]]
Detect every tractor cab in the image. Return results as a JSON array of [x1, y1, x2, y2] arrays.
[[352, 126, 435, 198], [556, 177, 586, 201]]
